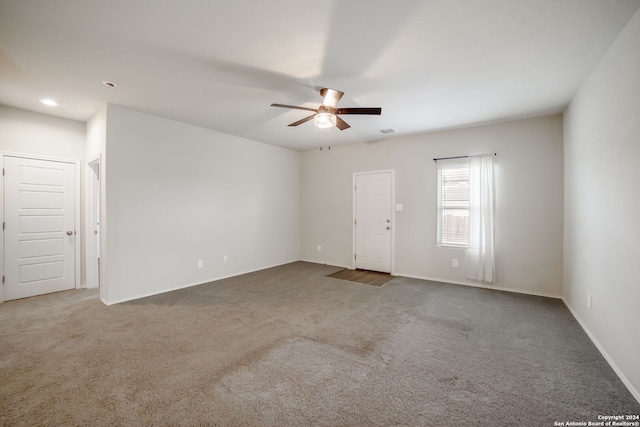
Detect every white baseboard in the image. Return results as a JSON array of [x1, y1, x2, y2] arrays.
[[299, 261, 563, 299], [298, 259, 352, 270], [395, 272, 563, 299], [563, 298, 640, 405], [100, 259, 300, 306]]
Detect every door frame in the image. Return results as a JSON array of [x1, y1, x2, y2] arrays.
[[85, 155, 101, 289], [352, 169, 396, 274], [0, 152, 81, 303]]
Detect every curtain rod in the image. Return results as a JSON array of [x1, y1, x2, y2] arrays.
[[433, 153, 497, 162]]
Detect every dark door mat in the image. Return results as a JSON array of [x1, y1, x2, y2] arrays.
[[327, 268, 395, 287]]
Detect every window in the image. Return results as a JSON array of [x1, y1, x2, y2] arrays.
[[437, 159, 470, 247]]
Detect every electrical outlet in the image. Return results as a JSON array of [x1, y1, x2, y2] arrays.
[[452, 258, 459, 268], [587, 294, 592, 309], [197, 259, 203, 269], [223, 254, 228, 263], [317, 245, 322, 252]]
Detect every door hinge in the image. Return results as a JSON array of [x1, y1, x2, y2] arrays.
[[354, 254, 357, 260], [2, 168, 4, 176], [2, 276, 4, 284], [2, 222, 4, 230], [354, 219, 357, 225]]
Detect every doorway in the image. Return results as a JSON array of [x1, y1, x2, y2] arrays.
[[353, 170, 394, 273], [86, 157, 101, 289]]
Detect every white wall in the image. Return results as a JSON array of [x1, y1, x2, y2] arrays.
[[86, 106, 106, 161], [563, 9, 640, 401], [0, 104, 85, 159], [102, 105, 300, 304], [0, 104, 87, 286], [301, 114, 564, 297]]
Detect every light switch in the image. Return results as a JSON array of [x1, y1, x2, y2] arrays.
[[395, 203, 404, 211]]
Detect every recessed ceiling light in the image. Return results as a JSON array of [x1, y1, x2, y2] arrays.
[[379, 128, 396, 134], [40, 98, 58, 107], [102, 81, 117, 88]]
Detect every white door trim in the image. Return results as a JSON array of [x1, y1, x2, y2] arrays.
[[352, 169, 395, 274], [0, 152, 81, 303], [85, 155, 101, 289]]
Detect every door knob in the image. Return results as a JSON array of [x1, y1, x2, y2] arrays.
[[386, 226, 391, 230], [66, 231, 73, 235]]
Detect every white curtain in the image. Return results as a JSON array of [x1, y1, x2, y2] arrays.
[[466, 154, 495, 283]]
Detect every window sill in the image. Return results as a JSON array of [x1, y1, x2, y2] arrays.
[[437, 243, 469, 249]]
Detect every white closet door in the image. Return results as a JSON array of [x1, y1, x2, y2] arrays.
[[4, 156, 76, 301]]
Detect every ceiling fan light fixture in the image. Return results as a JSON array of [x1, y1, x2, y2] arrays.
[[314, 112, 336, 129], [271, 88, 380, 131]]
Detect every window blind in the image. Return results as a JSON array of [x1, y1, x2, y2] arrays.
[[437, 159, 470, 247]]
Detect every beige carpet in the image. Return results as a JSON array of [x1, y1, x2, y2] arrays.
[[1, 261, 638, 426], [327, 268, 394, 286]]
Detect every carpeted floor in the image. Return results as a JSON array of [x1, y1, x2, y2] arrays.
[[1, 261, 638, 426]]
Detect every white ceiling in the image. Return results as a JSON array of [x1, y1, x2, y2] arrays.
[[1, 0, 639, 151]]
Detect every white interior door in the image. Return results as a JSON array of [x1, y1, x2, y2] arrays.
[[355, 171, 392, 273], [3, 156, 76, 301]]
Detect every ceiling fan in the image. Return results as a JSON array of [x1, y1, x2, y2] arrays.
[[271, 88, 381, 130]]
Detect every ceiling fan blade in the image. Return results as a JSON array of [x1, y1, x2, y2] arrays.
[[335, 107, 381, 115], [271, 103, 318, 113], [335, 116, 351, 130], [288, 114, 316, 127], [320, 88, 344, 108]]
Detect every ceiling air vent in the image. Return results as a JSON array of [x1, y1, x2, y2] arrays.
[[379, 128, 396, 134]]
